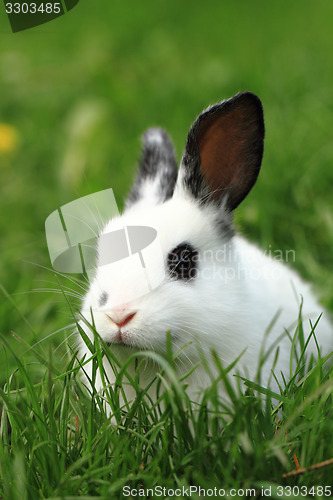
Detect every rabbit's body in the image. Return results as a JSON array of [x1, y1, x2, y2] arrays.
[[79, 92, 332, 407]]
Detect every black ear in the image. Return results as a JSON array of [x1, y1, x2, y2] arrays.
[[126, 128, 178, 208], [179, 92, 265, 211]]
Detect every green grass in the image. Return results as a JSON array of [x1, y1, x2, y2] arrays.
[[1, 313, 333, 499], [1, 0, 333, 497]]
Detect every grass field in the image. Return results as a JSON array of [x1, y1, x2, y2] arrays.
[[1, 1, 333, 498]]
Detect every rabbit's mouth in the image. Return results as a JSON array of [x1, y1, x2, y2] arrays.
[[106, 340, 135, 349], [105, 328, 138, 349], [116, 329, 133, 345]]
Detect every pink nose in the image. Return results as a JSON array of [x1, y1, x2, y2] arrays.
[[107, 311, 137, 328]]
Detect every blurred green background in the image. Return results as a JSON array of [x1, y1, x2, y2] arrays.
[[1, 1, 333, 383]]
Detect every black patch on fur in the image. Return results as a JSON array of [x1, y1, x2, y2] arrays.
[[167, 242, 198, 281], [126, 128, 178, 207], [98, 291, 108, 307]]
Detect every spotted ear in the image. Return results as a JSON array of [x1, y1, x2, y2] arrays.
[[178, 92, 265, 211], [125, 128, 178, 208]]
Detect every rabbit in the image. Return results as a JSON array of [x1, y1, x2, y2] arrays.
[[78, 91, 332, 410]]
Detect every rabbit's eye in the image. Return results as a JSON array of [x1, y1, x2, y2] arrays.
[[167, 242, 198, 281]]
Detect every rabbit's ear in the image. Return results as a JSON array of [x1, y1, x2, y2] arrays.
[[126, 128, 178, 208], [178, 92, 264, 211]]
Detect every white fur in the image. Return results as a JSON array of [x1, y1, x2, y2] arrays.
[[78, 93, 332, 411], [145, 128, 165, 145], [79, 190, 333, 407]]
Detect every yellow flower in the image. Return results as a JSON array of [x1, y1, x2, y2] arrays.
[[0, 123, 18, 153]]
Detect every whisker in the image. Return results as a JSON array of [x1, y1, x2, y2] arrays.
[[24, 261, 89, 292], [15, 288, 83, 300], [55, 330, 79, 357], [24, 323, 76, 354]]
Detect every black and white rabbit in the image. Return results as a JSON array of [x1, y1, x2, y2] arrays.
[[79, 92, 332, 405]]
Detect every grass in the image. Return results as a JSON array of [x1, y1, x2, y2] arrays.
[[1, 0, 333, 497], [1, 310, 333, 499]]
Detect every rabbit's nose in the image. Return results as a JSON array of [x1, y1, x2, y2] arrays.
[[107, 311, 137, 328]]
